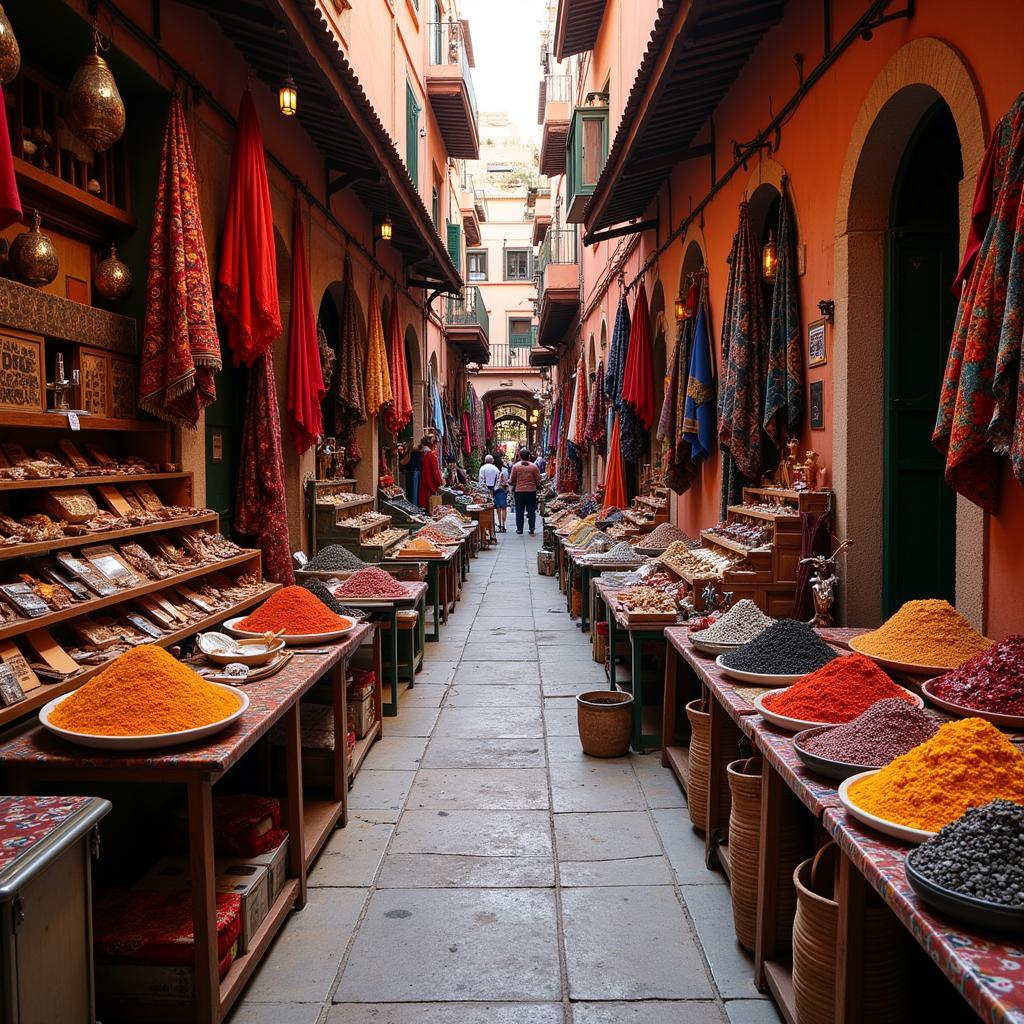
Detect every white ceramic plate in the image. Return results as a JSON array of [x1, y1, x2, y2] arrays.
[[224, 615, 357, 645], [920, 678, 1024, 730], [40, 686, 249, 751], [714, 655, 805, 688], [752, 686, 924, 733], [689, 635, 741, 657], [838, 771, 937, 844]]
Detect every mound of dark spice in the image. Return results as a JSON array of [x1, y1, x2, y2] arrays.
[[930, 635, 1024, 716], [307, 544, 366, 572], [800, 698, 938, 766], [300, 578, 364, 620], [910, 800, 1024, 905], [720, 619, 838, 675]]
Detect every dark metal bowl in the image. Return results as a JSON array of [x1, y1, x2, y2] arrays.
[[792, 727, 882, 781]]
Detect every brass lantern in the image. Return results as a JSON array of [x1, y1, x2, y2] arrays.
[[378, 215, 393, 242], [0, 4, 21, 85], [9, 210, 58, 288], [94, 243, 132, 301], [65, 25, 126, 152], [279, 74, 297, 116], [762, 230, 778, 283], [673, 294, 688, 322]]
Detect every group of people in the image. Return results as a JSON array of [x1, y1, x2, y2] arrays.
[[478, 449, 542, 535]]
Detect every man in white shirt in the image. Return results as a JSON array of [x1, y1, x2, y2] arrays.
[[478, 454, 500, 489]]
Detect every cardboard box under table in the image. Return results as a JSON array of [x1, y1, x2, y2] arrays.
[[0, 626, 370, 1024]]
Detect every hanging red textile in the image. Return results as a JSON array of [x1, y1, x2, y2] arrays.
[[0, 86, 21, 230], [364, 276, 392, 415], [139, 95, 220, 428], [286, 196, 324, 454], [418, 445, 443, 506], [216, 91, 282, 367], [484, 403, 494, 438], [235, 355, 294, 585], [620, 281, 656, 429], [602, 413, 627, 511], [384, 291, 413, 434]]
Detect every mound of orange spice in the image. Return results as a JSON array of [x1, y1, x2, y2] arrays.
[[236, 586, 348, 635], [854, 599, 989, 669], [50, 645, 241, 736], [847, 717, 1024, 833]]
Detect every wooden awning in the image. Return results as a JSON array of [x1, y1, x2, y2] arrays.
[[554, 0, 609, 60]]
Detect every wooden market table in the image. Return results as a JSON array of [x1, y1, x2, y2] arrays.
[[567, 550, 647, 633], [0, 623, 374, 1024], [467, 503, 496, 548], [660, 624, 1024, 1024], [398, 546, 459, 642]]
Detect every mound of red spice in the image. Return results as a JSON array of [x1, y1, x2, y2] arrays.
[[762, 653, 915, 723], [236, 586, 348, 634], [334, 566, 407, 599], [930, 635, 1024, 715], [417, 526, 454, 546]]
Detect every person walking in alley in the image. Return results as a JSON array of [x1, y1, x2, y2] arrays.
[[509, 448, 542, 534], [417, 435, 443, 509], [494, 456, 510, 532]]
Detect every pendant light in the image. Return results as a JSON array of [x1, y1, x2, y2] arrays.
[[0, 3, 21, 85], [673, 294, 687, 322], [762, 230, 778, 283], [66, 21, 126, 152], [279, 73, 297, 117]]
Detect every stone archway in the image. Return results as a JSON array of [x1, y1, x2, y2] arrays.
[[832, 37, 987, 629]]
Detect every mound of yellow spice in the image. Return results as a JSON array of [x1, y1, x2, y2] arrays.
[[847, 717, 1024, 833], [854, 599, 990, 669], [50, 645, 242, 736]]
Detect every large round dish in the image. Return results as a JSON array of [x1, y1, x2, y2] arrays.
[[920, 678, 1024, 730], [224, 615, 357, 646], [848, 635, 967, 676], [40, 686, 249, 751], [837, 771, 936, 844], [792, 726, 885, 781], [905, 852, 1024, 935], [204, 637, 286, 667], [689, 635, 741, 657], [754, 687, 923, 733], [715, 656, 804, 688]]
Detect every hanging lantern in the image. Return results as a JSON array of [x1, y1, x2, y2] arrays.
[[378, 215, 393, 242], [9, 210, 58, 287], [762, 230, 778, 283], [65, 24, 126, 152], [279, 74, 297, 117], [674, 294, 688, 321], [93, 242, 132, 301], [0, 4, 21, 85]]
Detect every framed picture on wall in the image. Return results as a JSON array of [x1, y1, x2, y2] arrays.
[[809, 380, 825, 430], [807, 318, 827, 368]]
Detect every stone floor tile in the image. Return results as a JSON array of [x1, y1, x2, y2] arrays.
[[560, 855, 674, 887], [545, 735, 602, 763], [328, 1003, 564, 1023], [541, 674, 608, 698], [309, 820, 393, 887], [227, 1002, 323, 1024], [724, 999, 783, 1024], [362, 735, 429, 771], [424, 644, 463, 661], [382, 706, 442, 737], [401, 685, 449, 707], [377, 852, 554, 888], [446, 683, 541, 706], [408, 768, 549, 810], [561, 886, 714, 1000], [572, 1002, 727, 1023], [454, 661, 540, 683], [554, 810, 662, 861], [347, 770, 415, 811], [459, 643, 537, 662], [433, 705, 544, 738], [390, 809, 552, 857], [350, 808, 402, 824], [414, 662, 459, 685], [333, 888, 561, 1002], [682, 883, 762, 998], [240, 887, 367, 1004], [632, 755, 687, 808], [549, 761, 646, 812], [423, 737, 547, 768], [651, 808, 724, 886], [543, 705, 579, 736]]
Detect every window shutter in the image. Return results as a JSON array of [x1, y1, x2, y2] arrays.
[[446, 222, 462, 272], [406, 82, 420, 188]]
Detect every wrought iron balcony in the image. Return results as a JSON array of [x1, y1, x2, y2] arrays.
[[537, 227, 580, 348], [427, 21, 479, 159], [446, 285, 490, 363], [487, 340, 534, 369], [539, 73, 573, 177]]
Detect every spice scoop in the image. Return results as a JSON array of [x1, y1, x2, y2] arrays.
[[204, 636, 286, 667], [197, 632, 239, 656]]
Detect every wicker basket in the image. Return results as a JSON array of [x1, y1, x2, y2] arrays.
[[685, 698, 710, 830], [793, 843, 909, 1024], [726, 756, 762, 951], [577, 690, 633, 757]]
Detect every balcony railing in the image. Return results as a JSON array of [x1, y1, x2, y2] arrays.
[[539, 227, 579, 275], [472, 178, 488, 222], [544, 73, 574, 106], [488, 341, 534, 368], [447, 285, 490, 338], [427, 21, 478, 124]]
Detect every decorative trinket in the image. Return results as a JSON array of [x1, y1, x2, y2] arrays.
[[0, 3, 20, 84], [65, 23, 126, 151], [93, 242, 132, 301], [45, 353, 80, 413], [9, 210, 59, 287]]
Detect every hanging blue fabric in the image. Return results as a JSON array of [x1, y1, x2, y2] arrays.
[[681, 292, 715, 461]]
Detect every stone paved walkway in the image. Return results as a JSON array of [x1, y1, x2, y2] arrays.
[[230, 529, 782, 1024]]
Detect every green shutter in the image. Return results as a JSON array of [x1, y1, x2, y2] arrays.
[[406, 82, 420, 188], [446, 222, 461, 272]]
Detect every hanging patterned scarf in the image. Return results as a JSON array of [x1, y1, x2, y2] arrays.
[[934, 92, 1024, 512], [333, 252, 367, 469], [585, 361, 607, 455], [660, 284, 697, 494], [764, 177, 804, 456], [619, 286, 649, 463], [364, 277, 393, 416], [384, 291, 413, 434], [682, 280, 716, 463]]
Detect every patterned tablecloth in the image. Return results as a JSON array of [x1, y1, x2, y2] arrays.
[[0, 625, 371, 775], [824, 807, 1024, 1024], [672, 637, 762, 722], [0, 795, 93, 875], [748, 717, 843, 817]]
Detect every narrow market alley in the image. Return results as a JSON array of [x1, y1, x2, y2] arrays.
[[230, 531, 780, 1024]]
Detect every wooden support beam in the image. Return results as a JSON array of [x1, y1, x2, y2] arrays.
[[584, 218, 658, 246]]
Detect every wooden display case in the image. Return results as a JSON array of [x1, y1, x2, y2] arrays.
[[310, 480, 408, 563]]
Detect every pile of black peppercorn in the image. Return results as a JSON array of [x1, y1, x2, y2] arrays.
[[307, 545, 366, 572], [910, 800, 1024, 905], [720, 619, 838, 674], [299, 578, 364, 620]]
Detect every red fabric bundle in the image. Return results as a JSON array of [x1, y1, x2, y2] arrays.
[[418, 447, 443, 507], [94, 890, 241, 972], [384, 290, 413, 434], [286, 196, 325, 453], [216, 91, 282, 367], [140, 95, 220, 428], [0, 85, 21, 230], [603, 413, 627, 511], [621, 281, 656, 429]]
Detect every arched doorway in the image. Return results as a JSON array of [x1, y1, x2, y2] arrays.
[[885, 101, 961, 612]]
